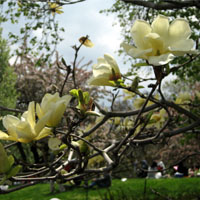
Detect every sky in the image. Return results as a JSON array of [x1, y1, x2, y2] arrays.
[[2, 0, 127, 73], [55, 0, 125, 71], [1, 0, 176, 85]]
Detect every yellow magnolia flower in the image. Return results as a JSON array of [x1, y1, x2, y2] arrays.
[[48, 137, 62, 151], [175, 92, 191, 104], [88, 54, 121, 86], [121, 15, 196, 66], [0, 102, 52, 143], [149, 109, 166, 129], [133, 98, 153, 110], [79, 36, 94, 48], [123, 89, 136, 101], [49, 3, 63, 15], [36, 92, 72, 127]]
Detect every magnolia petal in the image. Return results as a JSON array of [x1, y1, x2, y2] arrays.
[[104, 54, 120, 74], [128, 47, 152, 59], [36, 103, 43, 119], [56, 10, 64, 14], [41, 93, 59, 112], [133, 98, 145, 109], [47, 101, 66, 127], [131, 20, 152, 49], [0, 130, 16, 141], [169, 18, 191, 40], [3, 115, 19, 130], [85, 111, 101, 117], [26, 102, 36, 130], [79, 37, 94, 48], [148, 53, 175, 66], [92, 65, 111, 77], [61, 95, 72, 106], [145, 33, 164, 54], [35, 127, 52, 141], [14, 123, 35, 143], [97, 57, 106, 65], [169, 39, 195, 52], [151, 15, 169, 40], [48, 137, 61, 150], [121, 42, 134, 54], [88, 76, 113, 86], [35, 111, 51, 133]]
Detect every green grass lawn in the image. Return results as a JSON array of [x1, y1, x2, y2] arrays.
[[1, 178, 200, 200]]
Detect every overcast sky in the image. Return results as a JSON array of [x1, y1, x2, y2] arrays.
[[55, 0, 125, 71], [2, 0, 127, 72], [2, 0, 175, 82]]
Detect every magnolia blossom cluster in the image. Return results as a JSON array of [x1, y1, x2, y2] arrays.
[[88, 15, 195, 88], [0, 93, 71, 143], [121, 15, 196, 66], [88, 54, 121, 87]]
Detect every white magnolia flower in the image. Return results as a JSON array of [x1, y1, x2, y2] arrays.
[[36, 92, 71, 127], [0, 102, 52, 143], [121, 15, 196, 66], [88, 54, 121, 86]]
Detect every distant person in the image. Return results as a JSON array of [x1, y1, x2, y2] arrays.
[[157, 161, 166, 175], [137, 160, 148, 178], [147, 161, 157, 178], [188, 168, 195, 177], [174, 162, 188, 177]]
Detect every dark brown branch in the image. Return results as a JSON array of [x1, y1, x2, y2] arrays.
[[0, 106, 24, 114], [121, 0, 200, 10], [133, 119, 200, 144]]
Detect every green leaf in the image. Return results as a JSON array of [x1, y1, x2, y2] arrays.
[[78, 89, 84, 105], [59, 144, 67, 150], [6, 165, 22, 179], [134, 62, 149, 67], [131, 76, 139, 91], [0, 143, 11, 174], [8, 155, 14, 168], [69, 89, 79, 98], [83, 91, 90, 104]]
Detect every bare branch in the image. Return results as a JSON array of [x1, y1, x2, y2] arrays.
[[121, 0, 200, 10]]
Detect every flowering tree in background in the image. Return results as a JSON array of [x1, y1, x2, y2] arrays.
[[0, 0, 200, 195]]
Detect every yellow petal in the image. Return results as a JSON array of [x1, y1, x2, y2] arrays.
[[128, 47, 152, 59], [169, 39, 195, 52], [26, 101, 36, 129], [169, 19, 191, 40], [79, 37, 94, 47], [61, 95, 72, 106], [131, 20, 152, 49], [36, 103, 43, 119], [35, 127, 52, 141], [0, 130, 17, 141], [151, 15, 169, 40], [104, 54, 121, 75], [92, 64, 111, 77], [145, 33, 164, 55], [88, 76, 113, 86], [148, 53, 175, 66], [47, 101, 66, 127], [48, 137, 61, 150], [35, 111, 51, 133], [3, 115, 19, 130]]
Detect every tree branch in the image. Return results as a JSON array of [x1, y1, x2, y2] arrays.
[[121, 0, 200, 10]]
